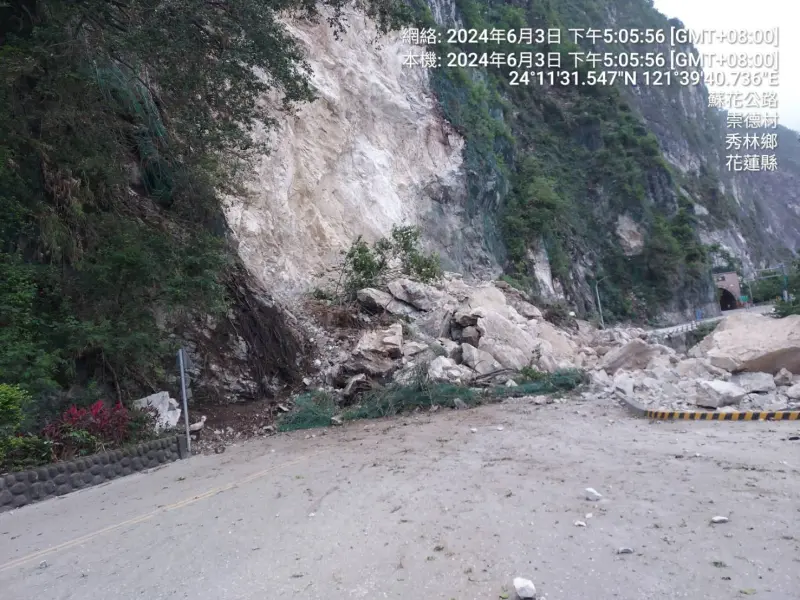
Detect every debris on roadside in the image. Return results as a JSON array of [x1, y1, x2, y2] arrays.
[[585, 487, 603, 501], [513, 576, 537, 598], [711, 516, 729, 524]]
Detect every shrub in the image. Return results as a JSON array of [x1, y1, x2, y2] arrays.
[[42, 400, 131, 460], [1, 436, 53, 473], [518, 367, 548, 382], [0, 383, 28, 438], [543, 303, 573, 328], [339, 225, 442, 299], [129, 405, 160, 439]]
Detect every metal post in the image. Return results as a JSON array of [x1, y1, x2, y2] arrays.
[[781, 263, 789, 302], [178, 348, 191, 455], [594, 281, 605, 329]]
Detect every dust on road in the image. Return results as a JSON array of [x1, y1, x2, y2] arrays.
[[1, 395, 799, 600]]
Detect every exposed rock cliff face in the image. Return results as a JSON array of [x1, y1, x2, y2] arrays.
[[225, 6, 498, 299], [224, 0, 800, 323], [544, 4, 800, 278]]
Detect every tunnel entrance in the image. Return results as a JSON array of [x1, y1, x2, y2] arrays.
[[718, 287, 737, 311]]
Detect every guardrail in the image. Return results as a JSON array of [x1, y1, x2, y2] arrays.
[[646, 304, 775, 341], [648, 317, 723, 340]]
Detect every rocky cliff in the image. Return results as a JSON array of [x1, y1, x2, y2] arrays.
[[225, 0, 800, 325], [224, 6, 499, 299]]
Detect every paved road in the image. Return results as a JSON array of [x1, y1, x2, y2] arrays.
[[650, 304, 775, 337], [1, 395, 799, 600]]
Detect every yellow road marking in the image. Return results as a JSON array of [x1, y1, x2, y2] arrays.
[[0, 451, 322, 573]]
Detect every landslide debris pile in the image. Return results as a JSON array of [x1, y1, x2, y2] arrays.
[[295, 275, 799, 417]]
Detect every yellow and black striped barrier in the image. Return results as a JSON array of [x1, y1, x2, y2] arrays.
[[621, 397, 800, 421], [643, 408, 799, 421]]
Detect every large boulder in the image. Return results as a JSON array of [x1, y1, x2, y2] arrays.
[[774, 368, 794, 386], [511, 298, 543, 320], [357, 288, 418, 316], [465, 285, 509, 316], [600, 339, 668, 374], [461, 343, 503, 375], [416, 307, 454, 338], [674, 358, 727, 379], [785, 383, 800, 400], [528, 321, 578, 362], [387, 278, 452, 312], [731, 372, 776, 394], [461, 325, 481, 346], [339, 354, 398, 380], [427, 356, 474, 383], [460, 284, 527, 324], [479, 338, 532, 370], [134, 392, 181, 431], [695, 380, 747, 408], [354, 323, 403, 358], [475, 310, 538, 369], [689, 313, 800, 374]]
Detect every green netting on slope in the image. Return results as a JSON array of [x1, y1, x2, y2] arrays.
[[277, 392, 337, 432], [495, 368, 588, 398], [92, 63, 174, 200], [277, 369, 588, 432], [343, 382, 483, 421]]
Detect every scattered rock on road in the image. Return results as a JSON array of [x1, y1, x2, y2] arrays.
[[585, 487, 603, 501], [711, 516, 729, 524], [513, 577, 537, 598]]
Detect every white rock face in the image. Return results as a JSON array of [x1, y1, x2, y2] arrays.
[[224, 7, 497, 298], [615, 214, 645, 256]]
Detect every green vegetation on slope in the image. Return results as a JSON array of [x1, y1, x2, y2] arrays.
[[0, 0, 410, 465], [413, 0, 713, 321]]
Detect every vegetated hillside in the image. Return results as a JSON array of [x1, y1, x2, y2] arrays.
[[0, 0, 411, 423], [416, 0, 800, 324]]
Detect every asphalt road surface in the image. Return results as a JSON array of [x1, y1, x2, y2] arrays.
[[2, 395, 799, 600]]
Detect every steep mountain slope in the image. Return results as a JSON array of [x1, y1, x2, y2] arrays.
[[226, 0, 800, 328], [418, 0, 800, 321], [224, 8, 499, 298]]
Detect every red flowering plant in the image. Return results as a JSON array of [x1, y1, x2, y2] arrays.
[[42, 400, 131, 461]]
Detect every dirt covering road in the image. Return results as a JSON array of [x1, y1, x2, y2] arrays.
[[1, 394, 799, 600]]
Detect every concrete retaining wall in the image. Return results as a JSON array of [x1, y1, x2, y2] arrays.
[[0, 435, 188, 512]]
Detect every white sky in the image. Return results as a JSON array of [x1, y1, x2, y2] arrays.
[[652, 0, 799, 132]]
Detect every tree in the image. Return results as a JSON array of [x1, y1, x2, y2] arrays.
[[0, 0, 410, 401]]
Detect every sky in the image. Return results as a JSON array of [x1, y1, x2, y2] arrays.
[[651, 0, 798, 133]]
